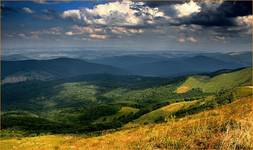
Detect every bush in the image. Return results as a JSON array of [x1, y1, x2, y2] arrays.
[[215, 89, 234, 105]]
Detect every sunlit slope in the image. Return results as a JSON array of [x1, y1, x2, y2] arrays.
[[94, 106, 139, 124], [1, 97, 252, 150], [130, 100, 197, 125], [177, 67, 252, 93]]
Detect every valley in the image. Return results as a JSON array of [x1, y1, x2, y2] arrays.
[[1, 52, 252, 150]]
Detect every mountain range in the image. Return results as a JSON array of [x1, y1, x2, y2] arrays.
[[91, 51, 251, 76], [2, 58, 127, 84]]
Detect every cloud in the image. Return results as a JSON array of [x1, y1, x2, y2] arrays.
[[32, 0, 47, 3], [173, 0, 201, 17], [181, 1, 252, 27], [111, 27, 143, 34], [214, 35, 225, 41], [89, 34, 107, 40], [236, 15, 253, 26], [177, 36, 197, 43], [34, 9, 60, 20], [61, 1, 171, 40], [18, 33, 27, 39], [65, 31, 73, 36], [187, 37, 197, 43], [22, 7, 34, 14], [62, 9, 81, 20], [15, 27, 63, 40], [62, 1, 168, 26], [177, 37, 185, 43], [65, 25, 104, 36], [217, 1, 252, 18], [65, 25, 109, 40]]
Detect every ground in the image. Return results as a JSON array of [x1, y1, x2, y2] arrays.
[[1, 97, 252, 150]]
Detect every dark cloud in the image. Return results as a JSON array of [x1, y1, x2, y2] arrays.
[[218, 1, 252, 18], [183, 1, 252, 27], [183, 10, 236, 26]]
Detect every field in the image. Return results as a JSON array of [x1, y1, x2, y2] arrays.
[[1, 67, 252, 149], [177, 68, 251, 93], [1, 97, 252, 150], [129, 100, 198, 125]]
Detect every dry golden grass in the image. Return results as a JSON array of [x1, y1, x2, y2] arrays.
[[1, 97, 252, 150], [176, 86, 190, 93]]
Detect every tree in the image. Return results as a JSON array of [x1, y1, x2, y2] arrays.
[[215, 89, 234, 105]]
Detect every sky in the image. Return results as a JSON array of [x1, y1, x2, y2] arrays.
[[1, 0, 252, 53]]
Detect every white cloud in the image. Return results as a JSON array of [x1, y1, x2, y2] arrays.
[[215, 36, 225, 41], [62, 9, 81, 20], [16, 27, 63, 40], [23, 7, 34, 14], [187, 37, 197, 43], [18, 33, 27, 39], [62, 0, 168, 26], [65, 31, 73, 36], [111, 27, 143, 34], [32, 0, 47, 3], [31, 27, 62, 36], [236, 15, 253, 26], [65, 25, 108, 40], [178, 37, 185, 43], [89, 34, 107, 40], [178, 36, 197, 43], [65, 25, 104, 36], [173, 0, 201, 17]]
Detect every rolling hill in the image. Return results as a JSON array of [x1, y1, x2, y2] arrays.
[[1, 97, 251, 150], [91, 54, 169, 68], [1, 67, 251, 134], [92, 53, 250, 76], [128, 55, 246, 76], [129, 100, 198, 125], [1, 58, 128, 84], [177, 67, 252, 93]]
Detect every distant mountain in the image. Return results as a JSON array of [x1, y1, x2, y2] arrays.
[[2, 54, 31, 61], [121, 55, 246, 76], [90, 54, 169, 68], [91, 52, 251, 77], [202, 51, 252, 66], [2, 58, 128, 83]]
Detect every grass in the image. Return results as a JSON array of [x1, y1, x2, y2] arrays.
[[129, 100, 198, 125], [233, 86, 253, 99], [94, 106, 139, 124], [177, 67, 252, 93], [52, 82, 98, 103], [1, 97, 252, 150]]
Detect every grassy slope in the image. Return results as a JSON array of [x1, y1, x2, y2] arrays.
[[177, 67, 252, 93], [129, 100, 198, 125], [94, 106, 139, 124], [1, 97, 252, 150]]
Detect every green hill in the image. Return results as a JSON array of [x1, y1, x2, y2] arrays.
[[129, 100, 198, 125], [1, 67, 251, 134], [1, 97, 252, 150], [94, 107, 139, 124], [177, 67, 252, 93]]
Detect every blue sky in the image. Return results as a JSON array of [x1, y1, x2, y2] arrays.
[[1, 0, 252, 53]]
